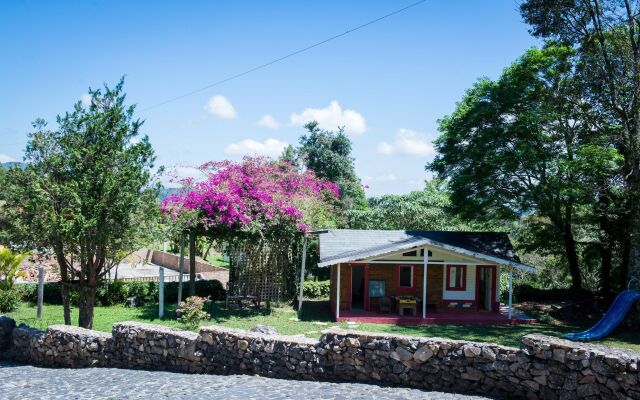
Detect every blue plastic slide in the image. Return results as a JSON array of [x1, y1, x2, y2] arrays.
[[564, 290, 640, 341]]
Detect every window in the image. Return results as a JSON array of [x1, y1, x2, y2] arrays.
[[398, 265, 413, 288], [446, 265, 466, 291]]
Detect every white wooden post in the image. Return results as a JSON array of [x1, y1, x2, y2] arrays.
[[37, 267, 44, 319], [422, 247, 428, 319], [159, 267, 165, 319], [336, 264, 341, 319], [178, 233, 185, 304], [508, 268, 513, 320], [298, 236, 308, 316]]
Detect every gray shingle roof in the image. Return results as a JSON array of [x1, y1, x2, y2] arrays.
[[318, 230, 534, 272]]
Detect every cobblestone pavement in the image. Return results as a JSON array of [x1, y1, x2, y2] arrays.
[[0, 362, 492, 400]]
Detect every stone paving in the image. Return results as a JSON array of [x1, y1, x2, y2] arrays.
[[0, 362, 491, 400]]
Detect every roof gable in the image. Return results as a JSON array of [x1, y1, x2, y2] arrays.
[[318, 230, 534, 272]]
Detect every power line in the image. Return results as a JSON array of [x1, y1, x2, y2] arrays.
[[140, 0, 427, 112]]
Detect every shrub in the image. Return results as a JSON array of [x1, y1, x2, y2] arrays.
[[19, 279, 226, 306], [177, 296, 211, 329], [303, 280, 330, 299], [0, 288, 20, 313]]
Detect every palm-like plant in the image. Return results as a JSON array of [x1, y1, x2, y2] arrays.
[[0, 246, 28, 290]]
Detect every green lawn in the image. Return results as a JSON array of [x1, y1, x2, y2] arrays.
[[6, 301, 640, 352]]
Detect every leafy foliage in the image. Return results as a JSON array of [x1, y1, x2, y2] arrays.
[[348, 179, 482, 231], [297, 121, 367, 212], [429, 45, 622, 290], [177, 296, 211, 329], [0, 288, 19, 313], [0, 246, 29, 290], [1, 78, 160, 328], [519, 0, 640, 291], [303, 280, 330, 298], [162, 157, 341, 239]]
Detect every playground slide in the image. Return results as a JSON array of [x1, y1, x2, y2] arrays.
[[564, 290, 640, 342]]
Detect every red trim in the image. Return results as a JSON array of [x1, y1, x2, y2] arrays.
[[394, 264, 418, 294], [446, 265, 467, 291], [475, 265, 497, 312], [364, 264, 370, 311]]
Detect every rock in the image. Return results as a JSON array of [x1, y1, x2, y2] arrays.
[[413, 346, 433, 363], [249, 325, 278, 335], [237, 340, 249, 351], [392, 346, 413, 362], [345, 337, 360, 347], [463, 345, 481, 358]]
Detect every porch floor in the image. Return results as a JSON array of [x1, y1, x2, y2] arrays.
[[335, 306, 535, 325]]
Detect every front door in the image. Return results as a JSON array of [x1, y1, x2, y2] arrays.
[[477, 266, 493, 311], [351, 265, 365, 310]]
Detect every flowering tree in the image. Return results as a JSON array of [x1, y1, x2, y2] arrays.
[[162, 157, 341, 301], [162, 157, 340, 239]]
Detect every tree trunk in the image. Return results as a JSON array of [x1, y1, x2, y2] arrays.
[[189, 229, 196, 296], [59, 267, 72, 326], [563, 229, 582, 291], [53, 245, 72, 325], [77, 284, 96, 329], [599, 243, 613, 299], [560, 208, 582, 291], [628, 167, 640, 287], [621, 235, 631, 290]]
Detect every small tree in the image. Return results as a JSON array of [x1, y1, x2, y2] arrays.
[[0, 246, 28, 291], [3, 78, 160, 328]]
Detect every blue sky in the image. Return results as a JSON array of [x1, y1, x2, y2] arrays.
[[0, 1, 538, 196]]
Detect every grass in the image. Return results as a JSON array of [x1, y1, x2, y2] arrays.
[[6, 301, 640, 352]]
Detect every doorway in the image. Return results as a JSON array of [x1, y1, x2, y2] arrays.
[[351, 265, 365, 310], [477, 266, 493, 312]]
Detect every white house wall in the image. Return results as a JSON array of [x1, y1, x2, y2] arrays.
[[442, 265, 477, 301]]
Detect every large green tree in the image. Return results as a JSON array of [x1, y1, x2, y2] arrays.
[[297, 121, 367, 212], [520, 0, 640, 288], [2, 79, 160, 328], [347, 179, 478, 231], [429, 45, 621, 291]]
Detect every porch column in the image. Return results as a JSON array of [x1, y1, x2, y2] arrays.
[[336, 264, 341, 319], [508, 268, 513, 319], [422, 247, 428, 319]]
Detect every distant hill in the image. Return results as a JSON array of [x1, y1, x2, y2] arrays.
[[0, 162, 26, 170], [159, 187, 181, 200]]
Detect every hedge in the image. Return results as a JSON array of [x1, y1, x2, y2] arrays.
[[303, 280, 330, 299], [17, 279, 226, 307]]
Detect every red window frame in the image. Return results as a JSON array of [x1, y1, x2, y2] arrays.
[[395, 264, 417, 293], [446, 265, 467, 291]]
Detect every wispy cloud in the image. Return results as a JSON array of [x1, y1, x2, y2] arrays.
[[377, 129, 435, 157], [0, 154, 16, 163], [224, 138, 288, 158], [363, 173, 398, 182], [257, 114, 280, 130], [290, 100, 366, 135], [204, 95, 237, 119]]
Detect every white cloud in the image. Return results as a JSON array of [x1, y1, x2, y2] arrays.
[[81, 93, 91, 107], [224, 138, 288, 158], [204, 95, 237, 119], [363, 174, 398, 182], [289, 100, 367, 135], [377, 129, 435, 157], [257, 114, 280, 130], [0, 154, 16, 163]]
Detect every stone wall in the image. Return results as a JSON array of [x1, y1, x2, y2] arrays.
[[0, 317, 638, 399], [150, 250, 229, 285]]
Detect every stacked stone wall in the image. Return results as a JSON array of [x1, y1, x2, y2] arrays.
[[0, 316, 638, 399]]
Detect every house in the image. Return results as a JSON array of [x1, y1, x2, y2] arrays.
[[317, 230, 535, 324]]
